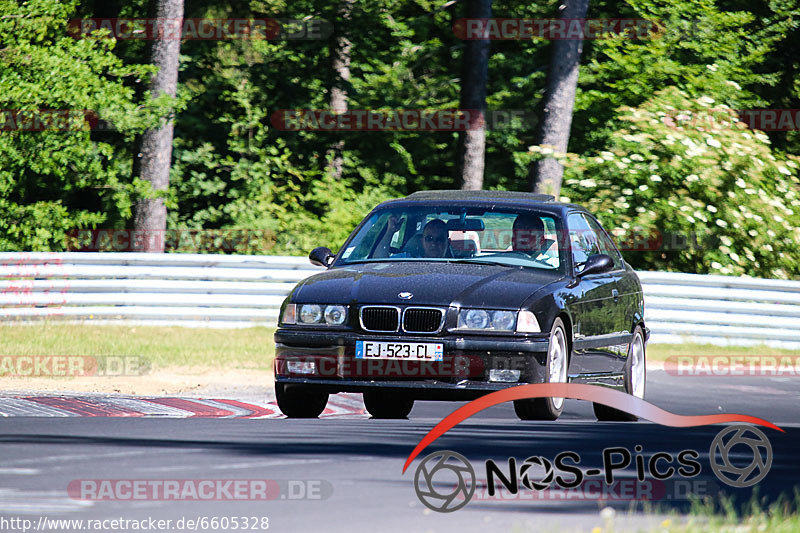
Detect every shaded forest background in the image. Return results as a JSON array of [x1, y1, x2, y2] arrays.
[[1, 0, 799, 279]]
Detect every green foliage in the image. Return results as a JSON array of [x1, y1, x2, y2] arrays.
[[1, 0, 799, 280], [168, 0, 463, 254], [269, 175, 394, 254], [0, 0, 165, 250], [558, 87, 800, 279], [640, 490, 800, 532], [568, 0, 784, 154]]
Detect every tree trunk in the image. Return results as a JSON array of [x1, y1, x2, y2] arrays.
[[327, 0, 355, 180], [132, 0, 183, 252], [529, 0, 590, 197], [457, 0, 492, 191]]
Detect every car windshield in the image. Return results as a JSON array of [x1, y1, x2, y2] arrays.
[[336, 204, 565, 273]]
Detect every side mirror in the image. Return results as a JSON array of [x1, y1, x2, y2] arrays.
[[309, 246, 335, 268], [578, 254, 614, 277]]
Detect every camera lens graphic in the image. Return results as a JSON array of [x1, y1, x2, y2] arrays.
[[709, 425, 772, 488], [413, 450, 476, 512], [519, 456, 554, 491]]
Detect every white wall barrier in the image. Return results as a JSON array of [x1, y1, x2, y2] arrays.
[[637, 271, 800, 347], [1, 253, 798, 347]]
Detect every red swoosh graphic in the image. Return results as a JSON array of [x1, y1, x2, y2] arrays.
[[402, 383, 783, 474]]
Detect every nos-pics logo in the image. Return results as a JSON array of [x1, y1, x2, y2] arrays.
[[414, 450, 476, 513], [413, 425, 772, 513]]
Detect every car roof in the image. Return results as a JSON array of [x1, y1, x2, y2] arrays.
[[378, 189, 587, 213]]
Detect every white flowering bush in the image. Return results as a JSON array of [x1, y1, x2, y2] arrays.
[[556, 87, 800, 279]]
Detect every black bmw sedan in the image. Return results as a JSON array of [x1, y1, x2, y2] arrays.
[[274, 190, 647, 421]]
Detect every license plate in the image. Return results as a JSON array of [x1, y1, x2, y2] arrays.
[[355, 340, 444, 361]]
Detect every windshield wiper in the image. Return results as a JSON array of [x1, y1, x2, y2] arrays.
[[445, 258, 510, 266]]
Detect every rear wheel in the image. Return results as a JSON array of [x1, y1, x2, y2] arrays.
[[514, 317, 569, 421], [593, 326, 646, 421], [363, 391, 414, 419], [275, 383, 329, 418]]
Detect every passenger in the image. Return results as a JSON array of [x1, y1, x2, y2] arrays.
[[372, 215, 401, 258], [373, 217, 450, 258]]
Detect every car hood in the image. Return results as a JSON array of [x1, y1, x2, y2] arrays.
[[291, 261, 562, 309]]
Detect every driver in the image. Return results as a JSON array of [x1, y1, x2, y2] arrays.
[[512, 214, 558, 266], [512, 214, 545, 253]]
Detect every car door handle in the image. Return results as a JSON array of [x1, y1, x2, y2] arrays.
[[612, 289, 619, 301]]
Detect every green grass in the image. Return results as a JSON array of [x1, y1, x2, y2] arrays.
[[0, 323, 796, 371], [0, 323, 276, 371], [647, 343, 800, 362], [637, 492, 800, 533], [584, 493, 800, 533]]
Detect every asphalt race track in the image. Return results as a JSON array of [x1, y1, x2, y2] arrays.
[[1, 370, 798, 532]]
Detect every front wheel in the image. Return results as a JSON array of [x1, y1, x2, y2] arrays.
[[363, 391, 414, 419], [275, 383, 329, 418], [593, 326, 646, 421], [514, 317, 569, 421]]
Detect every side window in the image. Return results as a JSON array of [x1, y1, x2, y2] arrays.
[[585, 215, 622, 269], [567, 213, 600, 268]]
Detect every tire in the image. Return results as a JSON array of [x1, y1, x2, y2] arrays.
[[514, 317, 569, 421], [593, 325, 646, 421], [363, 390, 414, 419], [275, 383, 329, 418]]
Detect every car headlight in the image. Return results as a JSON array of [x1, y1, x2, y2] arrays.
[[491, 310, 516, 330], [300, 304, 323, 324], [463, 309, 489, 329], [457, 309, 516, 331], [289, 304, 348, 326], [324, 305, 347, 325], [516, 310, 541, 333]]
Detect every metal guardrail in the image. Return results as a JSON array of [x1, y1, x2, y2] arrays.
[[1, 252, 798, 347], [637, 271, 800, 347], [0, 253, 322, 328]]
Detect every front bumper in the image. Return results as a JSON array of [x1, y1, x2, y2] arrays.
[[275, 376, 525, 400], [274, 328, 550, 399], [274, 329, 550, 352]]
